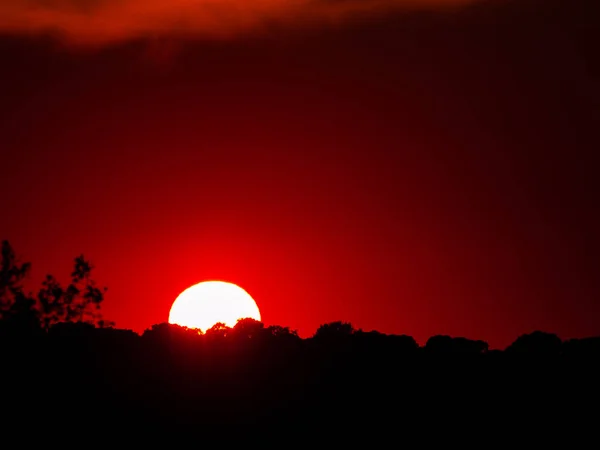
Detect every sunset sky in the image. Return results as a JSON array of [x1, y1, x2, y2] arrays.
[[1, 0, 598, 349]]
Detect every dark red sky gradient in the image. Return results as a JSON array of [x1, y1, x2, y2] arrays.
[[1, 0, 598, 348], [0, 0, 473, 44]]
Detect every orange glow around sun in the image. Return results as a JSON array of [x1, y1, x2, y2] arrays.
[[168, 281, 261, 332]]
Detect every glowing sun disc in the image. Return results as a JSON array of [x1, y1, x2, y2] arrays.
[[168, 281, 261, 332]]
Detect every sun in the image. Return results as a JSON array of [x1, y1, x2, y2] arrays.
[[168, 281, 261, 332]]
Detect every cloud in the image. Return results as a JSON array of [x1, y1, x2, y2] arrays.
[[0, 0, 475, 45]]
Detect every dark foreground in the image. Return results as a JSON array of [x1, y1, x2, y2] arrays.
[[2, 323, 599, 443]]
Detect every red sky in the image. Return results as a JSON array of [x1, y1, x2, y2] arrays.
[[1, 0, 598, 348], [0, 1, 474, 44]]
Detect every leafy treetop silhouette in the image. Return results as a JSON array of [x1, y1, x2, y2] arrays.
[[505, 330, 563, 355], [313, 321, 355, 340], [0, 240, 113, 331], [425, 335, 489, 354]]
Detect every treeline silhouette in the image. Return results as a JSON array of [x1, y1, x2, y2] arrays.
[[1, 240, 598, 441]]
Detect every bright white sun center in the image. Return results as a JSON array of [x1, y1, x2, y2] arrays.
[[168, 281, 261, 332]]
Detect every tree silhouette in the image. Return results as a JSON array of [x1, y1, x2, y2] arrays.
[[505, 331, 562, 356], [0, 240, 39, 334], [142, 322, 197, 345], [204, 322, 230, 340], [232, 318, 265, 340], [0, 240, 32, 319], [266, 324, 299, 340], [425, 335, 489, 355], [37, 255, 112, 329], [0, 240, 113, 331], [313, 321, 355, 340]]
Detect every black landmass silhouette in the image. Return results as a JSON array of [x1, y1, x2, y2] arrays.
[[1, 240, 598, 442], [1, 319, 598, 443]]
